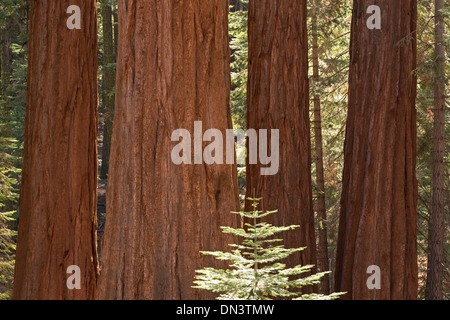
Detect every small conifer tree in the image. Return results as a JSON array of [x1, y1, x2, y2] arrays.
[[193, 197, 345, 300]]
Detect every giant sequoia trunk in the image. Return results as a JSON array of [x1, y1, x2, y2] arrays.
[[245, 0, 317, 288], [13, 0, 99, 300], [335, 0, 418, 300], [97, 0, 239, 300]]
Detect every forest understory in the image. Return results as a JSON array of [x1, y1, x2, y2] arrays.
[[0, 0, 448, 301]]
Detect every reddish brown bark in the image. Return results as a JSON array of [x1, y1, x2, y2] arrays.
[[97, 0, 239, 300], [245, 0, 317, 291], [13, 0, 99, 300], [335, 0, 418, 300]]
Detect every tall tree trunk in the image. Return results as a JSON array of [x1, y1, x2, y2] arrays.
[[13, 0, 99, 300], [100, 2, 115, 179], [335, 0, 418, 300], [230, 0, 244, 12], [311, 0, 330, 295], [113, 7, 118, 57], [246, 0, 317, 292], [97, 0, 239, 300], [427, 0, 446, 301]]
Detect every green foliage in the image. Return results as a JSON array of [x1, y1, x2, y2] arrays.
[[0, 0, 28, 159], [0, 138, 20, 203], [0, 0, 446, 301], [193, 197, 345, 300], [237, 166, 246, 205], [0, 134, 19, 300], [415, 1, 450, 299], [229, 0, 248, 130], [307, 0, 352, 282], [0, 209, 16, 300], [0, 1, 26, 299]]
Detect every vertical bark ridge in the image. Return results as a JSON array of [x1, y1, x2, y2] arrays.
[[246, 0, 317, 293], [335, 0, 418, 300], [97, 0, 239, 300], [13, 0, 99, 300]]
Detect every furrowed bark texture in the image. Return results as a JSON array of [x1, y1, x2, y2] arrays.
[[246, 0, 317, 289], [335, 0, 418, 300], [13, 0, 99, 300], [97, 0, 239, 300]]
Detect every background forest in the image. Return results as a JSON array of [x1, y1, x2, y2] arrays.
[[0, 0, 448, 300]]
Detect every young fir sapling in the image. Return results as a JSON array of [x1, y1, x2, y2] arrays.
[[193, 197, 345, 300]]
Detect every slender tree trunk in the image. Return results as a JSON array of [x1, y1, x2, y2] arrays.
[[97, 0, 239, 300], [335, 0, 418, 300], [1, 23, 10, 120], [246, 0, 317, 292], [428, 0, 446, 301], [13, 0, 99, 300], [100, 2, 115, 179], [230, 0, 244, 12], [113, 7, 118, 57], [311, 0, 330, 295]]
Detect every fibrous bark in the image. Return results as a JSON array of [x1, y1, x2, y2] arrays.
[[97, 0, 239, 300], [246, 0, 317, 289], [13, 0, 99, 300], [335, 0, 418, 300]]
